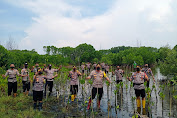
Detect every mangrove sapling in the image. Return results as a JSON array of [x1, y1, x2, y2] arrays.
[[159, 91, 165, 117]]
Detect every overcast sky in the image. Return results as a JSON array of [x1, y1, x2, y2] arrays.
[[0, 0, 177, 54]]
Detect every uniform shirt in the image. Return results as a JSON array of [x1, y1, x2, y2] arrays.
[[33, 68, 38, 73], [93, 64, 97, 68], [88, 70, 107, 88], [69, 70, 81, 85], [21, 68, 30, 82], [44, 69, 58, 81], [81, 65, 85, 70], [86, 63, 91, 69], [131, 72, 147, 90], [115, 69, 123, 80], [101, 63, 105, 69], [5, 69, 20, 82], [105, 65, 109, 71], [141, 67, 153, 78], [33, 75, 45, 91]]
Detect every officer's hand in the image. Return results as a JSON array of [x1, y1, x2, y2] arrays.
[[2, 75, 5, 78]]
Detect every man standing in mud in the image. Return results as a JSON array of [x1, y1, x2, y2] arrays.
[[2, 64, 21, 97], [112, 66, 124, 84], [43, 64, 60, 96], [142, 64, 155, 88], [21, 62, 31, 96], [86, 64, 111, 110], [68, 66, 81, 102], [127, 66, 148, 114]]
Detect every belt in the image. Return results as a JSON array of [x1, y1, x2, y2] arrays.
[[9, 77, 16, 79], [134, 83, 144, 85]]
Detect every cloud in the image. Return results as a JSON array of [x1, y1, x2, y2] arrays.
[[5, 0, 177, 54]]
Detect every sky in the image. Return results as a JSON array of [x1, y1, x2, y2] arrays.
[[0, 0, 177, 54]]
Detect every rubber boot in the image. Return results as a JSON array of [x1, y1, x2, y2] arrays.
[[71, 95, 75, 101], [26, 91, 29, 96], [137, 107, 141, 114], [87, 99, 92, 110], [98, 100, 101, 109], [33, 103, 37, 110], [142, 99, 146, 109], [14, 93, 17, 97], [142, 108, 146, 115], [136, 98, 141, 108], [38, 102, 43, 111]]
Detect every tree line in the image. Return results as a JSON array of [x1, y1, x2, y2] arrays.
[[0, 43, 177, 75]]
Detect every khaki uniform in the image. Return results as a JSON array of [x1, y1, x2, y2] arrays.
[[115, 69, 123, 81], [21, 68, 30, 92], [44, 69, 58, 81], [131, 72, 147, 90], [5, 69, 20, 95]]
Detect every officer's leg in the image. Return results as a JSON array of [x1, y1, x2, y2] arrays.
[[44, 81, 48, 96], [26, 82, 30, 95], [135, 89, 141, 113], [49, 81, 53, 96], [33, 90, 37, 110], [13, 82, 17, 97], [98, 88, 103, 109], [38, 91, 43, 111], [87, 87, 96, 110], [22, 81, 26, 95], [8, 82, 12, 96]]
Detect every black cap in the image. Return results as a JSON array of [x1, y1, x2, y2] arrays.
[[48, 64, 52, 67], [25, 62, 28, 65]]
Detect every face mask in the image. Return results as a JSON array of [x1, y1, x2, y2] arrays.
[[25, 65, 28, 68], [136, 68, 140, 72], [38, 72, 42, 75], [11, 67, 14, 69], [145, 66, 148, 68], [49, 66, 52, 70], [117, 68, 120, 70], [97, 67, 100, 71], [73, 68, 76, 71]]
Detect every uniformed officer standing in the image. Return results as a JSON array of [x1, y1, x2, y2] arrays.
[[92, 62, 97, 70], [86, 64, 111, 109], [33, 68, 45, 111], [141, 64, 155, 87], [105, 64, 109, 74], [2, 64, 21, 97], [127, 66, 148, 114], [86, 62, 91, 73], [43, 64, 59, 96], [68, 66, 81, 101], [100, 62, 105, 71], [31, 63, 39, 75], [81, 63, 85, 74], [112, 66, 124, 84], [21, 62, 31, 95]]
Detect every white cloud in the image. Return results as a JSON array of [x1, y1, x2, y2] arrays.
[[5, 0, 177, 54]]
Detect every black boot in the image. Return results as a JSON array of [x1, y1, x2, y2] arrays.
[[33, 103, 37, 110], [39, 102, 43, 111]]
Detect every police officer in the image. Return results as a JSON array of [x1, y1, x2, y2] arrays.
[[93, 62, 97, 70], [100, 62, 105, 71], [86, 64, 111, 109], [127, 66, 148, 114], [81, 62, 85, 74], [31, 63, 39, 75], [142, 64, 155, 87], [33, 68, 45, 111], [2, 64, 21, 97], [105, 64, 109, 74], [21, 62, 31, 95], [43, 64, 60, 96], [68, 66, 81, 101], [112, 66, 124, 84], [86, 62, 91, 73]]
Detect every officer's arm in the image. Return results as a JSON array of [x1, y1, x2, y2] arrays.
[[127, 76, 132, 81], [104, 72, 111, 83], [17, 70, 21, 77], [86, 72, 92, 79], [2, 71, 8, 78], [145, 74, 149, 81]]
